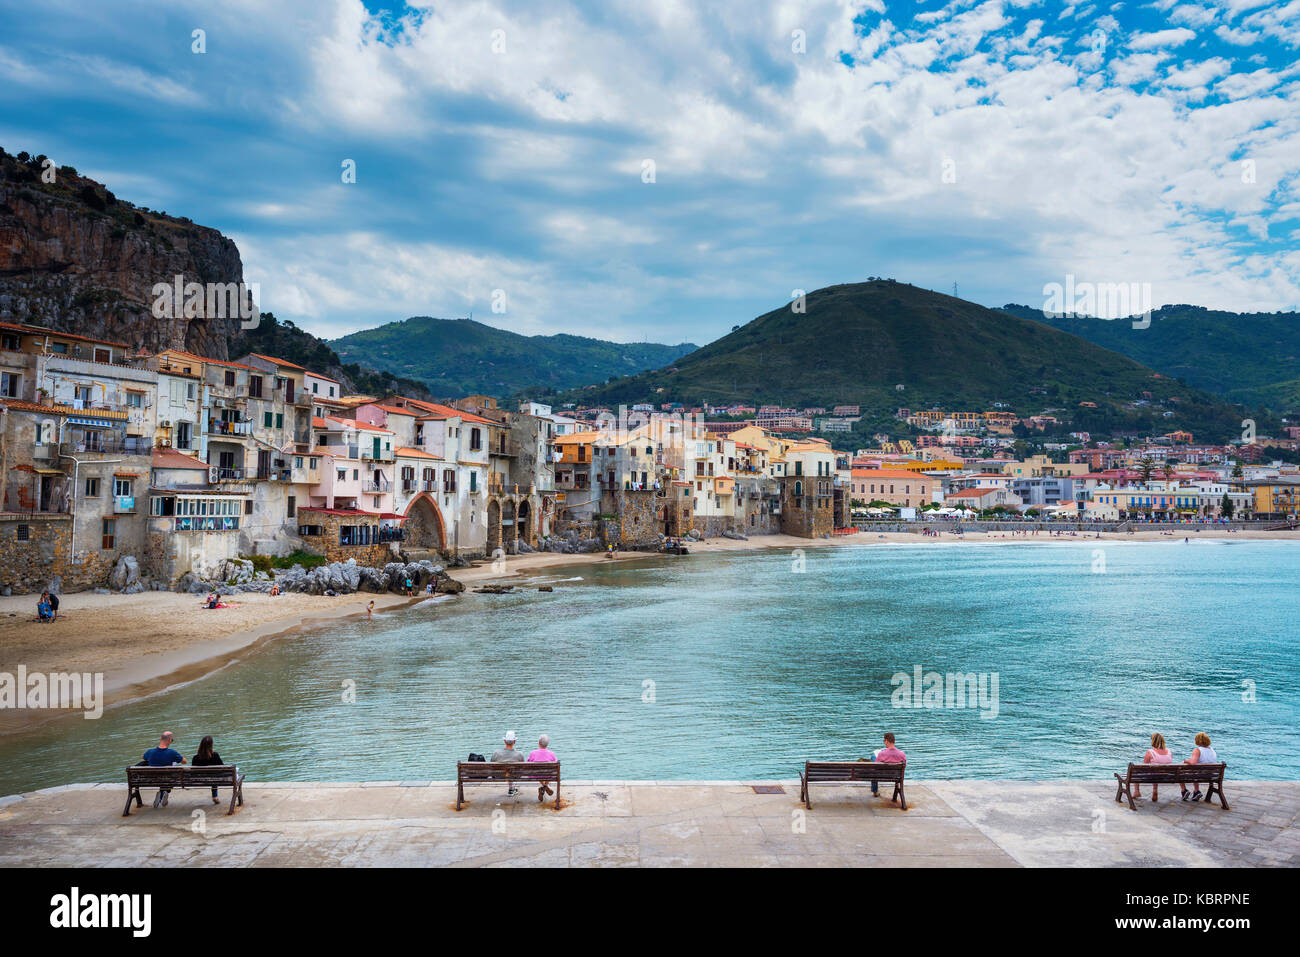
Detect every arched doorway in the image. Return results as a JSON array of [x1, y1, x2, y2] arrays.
[[403, 493, 447, 551]]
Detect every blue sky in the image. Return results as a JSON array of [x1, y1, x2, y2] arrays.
[[1, 0, 1297, 346]]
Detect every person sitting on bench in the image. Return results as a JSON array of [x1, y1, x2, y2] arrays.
[[1133, 732, 1173, 801], [140, 731, 186, 807], [490, 730, 525, 795], [1181, 732, 1218, 801], [866, 732, 906, 797], [191, 735, 225, 804], [527, 733, 558, 802]]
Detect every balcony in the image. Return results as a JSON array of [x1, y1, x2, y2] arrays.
[[210, 466, 246, 482], [207, 418, 252, 437], [258, 468, 293, 482], [362, 479, 392, 494], [361, 449, 395, 463], [60, 437, 152, 456]]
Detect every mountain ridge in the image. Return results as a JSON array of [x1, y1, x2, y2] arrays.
[[330, 315, 697, 399]]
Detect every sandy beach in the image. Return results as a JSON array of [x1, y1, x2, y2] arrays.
[[2, 526, 1296, 732]]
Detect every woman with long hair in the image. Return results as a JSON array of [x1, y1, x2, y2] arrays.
[[191, 735, 225, 804]]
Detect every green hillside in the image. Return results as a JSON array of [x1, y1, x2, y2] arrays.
[[1002, 303, 1300, 407], [330, 316, 696, 399], [559, 281, 1266, 442]]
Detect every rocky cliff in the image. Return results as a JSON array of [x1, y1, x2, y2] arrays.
[[0, 146, 246, 358]]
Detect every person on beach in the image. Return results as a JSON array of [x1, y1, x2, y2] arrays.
[[1132, 732, 1173, 801], [367, 600, 374, 619], [46, 589, 60, 619], [1181, 732, 1219, 801], [36, 592, 54, 621], [865, 732, 906, 799], [269, 583, 280, 596], [491, 730, 525, 795], [191, 735, 225, 804], [527, 733, 558, 801], [140, 731, 186, 807]]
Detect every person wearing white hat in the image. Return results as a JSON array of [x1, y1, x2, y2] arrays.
[[491, 730, 525, 795]]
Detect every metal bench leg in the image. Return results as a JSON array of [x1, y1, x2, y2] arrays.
[[456, 781, 464, 810], [553, 778, 560, 810], [123, 787, 137, 817], [1212, 781, 1229, 810], [894, 782, 906, 811]]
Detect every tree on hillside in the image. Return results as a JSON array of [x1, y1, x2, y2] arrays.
[[1221, 493, 1234, 519]]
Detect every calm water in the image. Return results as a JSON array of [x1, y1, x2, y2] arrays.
[[2, 540, 1297, 793]]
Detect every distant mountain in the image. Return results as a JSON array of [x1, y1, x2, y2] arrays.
[[330, 316, 697, 399], [1002, 303, 1300, 411], [561, 280, 1267, 442]]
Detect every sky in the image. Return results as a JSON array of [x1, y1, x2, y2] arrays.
[[1, 0, 1298, 347]]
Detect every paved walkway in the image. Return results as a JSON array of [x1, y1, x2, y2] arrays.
[[1, 780, 1295, 867]]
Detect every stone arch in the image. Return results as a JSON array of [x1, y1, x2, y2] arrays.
[[403, 492, 447, 551], [502, 498, 517, 550], [517, 498, 533, 546]]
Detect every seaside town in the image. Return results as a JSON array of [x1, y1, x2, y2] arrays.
[[2, 318, 1298, 597]]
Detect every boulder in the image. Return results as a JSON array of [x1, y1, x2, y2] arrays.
[[109, 555, 140, 592]]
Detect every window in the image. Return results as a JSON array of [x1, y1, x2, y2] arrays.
[[225, 370, 236, 388], [0, 371, 18, 398], [309, 457, 318, 469], [337, 469, 347, 482], [249, 375, 263, 398], [85, 477, 100, 498], [275, 412, 284, 429], [312, 382, 319, 394], [287, 495, 296, 518], [126, 390, 144, 408], [74, 385, 93, 403], [113, 477, 133, 497], [470, 471, 477, 492], [329, 386, 335, 397], [16, 524, 30, 542], [264, 411, 273, 428], [50, 341, 68, 354], [245, 500, 253, 515], [0, 333, 19, 351], [443, 469, 456, 493], [470, 428, 481, 451], [101, 518, 115, 550], [298, 524, 322, 537]]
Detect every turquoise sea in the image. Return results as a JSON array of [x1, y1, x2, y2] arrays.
[[1, 540, 1297, 794]]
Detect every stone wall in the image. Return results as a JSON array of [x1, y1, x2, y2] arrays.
[[297, 511, 398, 566], [779, 475, 834, 538], [0, 514, 119, 593]]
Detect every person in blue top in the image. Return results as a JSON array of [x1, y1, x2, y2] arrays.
[[140, 731, 186, 807]]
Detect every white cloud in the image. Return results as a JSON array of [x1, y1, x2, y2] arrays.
[[1127, 27, 1197, 49]]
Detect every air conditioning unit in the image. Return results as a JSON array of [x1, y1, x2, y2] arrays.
[[160, 438, 172, 447], [160, 419, 172, 428], [73, 345, 83, 356]]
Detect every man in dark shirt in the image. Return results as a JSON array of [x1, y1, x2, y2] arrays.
[[141, 731, 186, 807]]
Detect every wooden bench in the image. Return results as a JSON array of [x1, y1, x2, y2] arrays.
[[456, 761, 560, 809], [1114, 762, 1228, 811], [799, 760, 906, 810], [124, 765, 245, 816]]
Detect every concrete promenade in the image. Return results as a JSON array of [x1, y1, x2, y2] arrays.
[[1, 779, 1295, 867]]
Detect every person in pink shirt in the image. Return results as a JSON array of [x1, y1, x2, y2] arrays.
[[869, 732, 906, 798], [1133, 732, 1173, 802], [527, 734, 557, 803]]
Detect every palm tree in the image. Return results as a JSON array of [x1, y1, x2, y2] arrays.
[[1138, 456, 1156, 485]]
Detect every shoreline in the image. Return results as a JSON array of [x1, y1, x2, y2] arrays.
[[3, 527, 1297, 734]]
